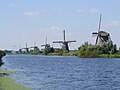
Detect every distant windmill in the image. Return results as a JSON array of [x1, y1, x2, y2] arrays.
[[29, 41, 39, 50], [53, 30, 76, 52], [19, 42, 39, 53], [19, 43, 29, 52], [92, 14, 111, 46], [41, 37, 50, 49]]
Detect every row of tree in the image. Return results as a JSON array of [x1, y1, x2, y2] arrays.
[[16, 40, 120, 58], [76, 41, 118, 58]]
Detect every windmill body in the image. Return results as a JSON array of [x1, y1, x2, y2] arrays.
[[95, 31, 111, 46], [92, 14, 111, 46], [62, 42, 69, 51], [53, 30, 76, 52]]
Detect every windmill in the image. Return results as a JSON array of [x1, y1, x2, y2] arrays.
[[92, 14, 111, 46], [29, 41, 39, 50], [53, 30, 76, 52], [19, 43, 29, 53], [41, 37, 50, 49]]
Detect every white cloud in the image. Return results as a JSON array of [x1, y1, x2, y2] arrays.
[[112, 21, 120, 25], [89, 8, 100, 14], [103, 20, 120, 29], [24, 11, 40, 17], [76, 8, 100, 14], [49, 26, 65, 31], [76, 9, 85, 13], [39, 26, 65, 32]]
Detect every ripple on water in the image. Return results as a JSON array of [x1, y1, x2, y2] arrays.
[[2, 55, 120, 90]]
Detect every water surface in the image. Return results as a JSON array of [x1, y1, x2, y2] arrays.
[[2, 55, 120, 90]]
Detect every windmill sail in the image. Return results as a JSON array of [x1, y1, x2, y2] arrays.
[[98, 14, 102, 32], [67, 40, 76, 43], [53, 41, 63, 43], [53, 30, 76, 52], [95, 36, 99, 45]]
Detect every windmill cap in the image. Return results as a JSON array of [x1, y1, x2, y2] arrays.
[[99, 31, 110, 36]]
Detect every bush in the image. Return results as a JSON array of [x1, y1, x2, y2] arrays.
[[77, 42, 102, 58], [0, 50, 6, 67], [0, 50, 6, 59], [77, 41, 118, 58]]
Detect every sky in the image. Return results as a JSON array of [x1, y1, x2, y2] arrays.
[[0, 0, 120, 50]]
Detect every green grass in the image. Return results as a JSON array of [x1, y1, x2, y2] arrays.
[[48, 52, 77, 56], [0, 70, 31, 90], [0, 70, 16, 74], [98, 53, 120, 58], [0, 77, 31, 90]]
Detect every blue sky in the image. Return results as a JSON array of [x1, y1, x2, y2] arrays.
[[0, 0, 120, 50]]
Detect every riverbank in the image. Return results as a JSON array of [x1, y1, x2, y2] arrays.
[[48, 52, 120, 58], [48, 52, 77, 56], [0, 76, 31, 90], [0, 70, 31, 90], [0, 50, 6, 59], [17, 52, 120, 58]]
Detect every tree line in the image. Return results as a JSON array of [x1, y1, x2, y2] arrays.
[[76, 41, 119, 58], [8, 40, 120, 58]]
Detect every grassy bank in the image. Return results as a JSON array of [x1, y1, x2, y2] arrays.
[[0, 70, 31, 90], [99, 53, 120, 58], [0, 70, 16, 74], [48, 52, 77, 56], [0, 77, 31, 90]]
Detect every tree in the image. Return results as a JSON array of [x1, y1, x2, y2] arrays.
[[29, 47, 41, 55], [77, 42, 102, 57], [44, 46, 55, 55], [0, 50, 6, 59], [0, 50, 6, 67], [101, 41, 117, 54]]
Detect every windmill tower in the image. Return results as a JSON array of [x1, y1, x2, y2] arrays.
[[33, 41, 39, 50], [25, 43, 29, 52], [53, 30, 76, 52], [92, 14, 111, 46]]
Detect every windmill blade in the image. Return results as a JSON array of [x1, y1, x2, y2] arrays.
[[67, 40, 76, 43], [92, 32, 98, 34], [45, 37, 47, 45], [29, 46, 34, 48], [63, 30, 66, 42], [92, 32, 98, 37], [98, 14, 102, 32], [34, 41, 36, 47], [99, 36, 105, 42], [53, 41, 63, 43], [41, 45, 46, 47], [95, 36, 99, 45]]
